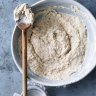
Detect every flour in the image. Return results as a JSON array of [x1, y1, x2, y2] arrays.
[[19, 8, 87, 80]]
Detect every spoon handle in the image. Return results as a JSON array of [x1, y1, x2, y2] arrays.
[[22, 30, 27, 96]]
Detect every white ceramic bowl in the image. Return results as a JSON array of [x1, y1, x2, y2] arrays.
[[11, 0, 96, 86]]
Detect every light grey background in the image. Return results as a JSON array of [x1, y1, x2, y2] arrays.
[[0, 0, 96, 96]]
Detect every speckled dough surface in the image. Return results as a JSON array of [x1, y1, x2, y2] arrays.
[[14, 3, 34, 24], [25, 9, 87, 80]]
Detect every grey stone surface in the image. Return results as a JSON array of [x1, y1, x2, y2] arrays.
[[0, 0, 96, 96]]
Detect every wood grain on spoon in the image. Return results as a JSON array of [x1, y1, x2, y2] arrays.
[[18, 23, 30, 96]]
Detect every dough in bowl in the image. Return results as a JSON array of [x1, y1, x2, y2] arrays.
[[19, 8, 87, 80]]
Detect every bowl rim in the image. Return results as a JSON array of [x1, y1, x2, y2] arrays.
[[11, 0, 96, 86]]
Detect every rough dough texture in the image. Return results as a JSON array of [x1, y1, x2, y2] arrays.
[[26, 9, 87, 80], [14, 3, 34, 24]]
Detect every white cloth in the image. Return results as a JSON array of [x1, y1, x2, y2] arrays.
[[13, 93, 21, 96]]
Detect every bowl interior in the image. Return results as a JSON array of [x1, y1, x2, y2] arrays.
[[12, 0, 96, 86]]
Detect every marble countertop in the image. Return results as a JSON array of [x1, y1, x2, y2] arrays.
[[0, 0, 96, 96]]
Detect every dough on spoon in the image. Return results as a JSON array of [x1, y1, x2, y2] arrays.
[[14, 3, 34, 25]]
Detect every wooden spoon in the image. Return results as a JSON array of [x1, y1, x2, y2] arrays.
[[18, 23, 30, 96], [14, 3, 34, 96]]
